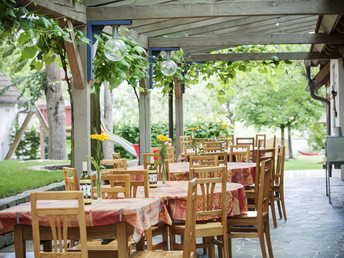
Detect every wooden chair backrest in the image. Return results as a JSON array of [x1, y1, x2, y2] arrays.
[[256, 160, 271, 216], [189, 166, 226, 179], [100, 159, 127, 170], [203, 141, 223, 152], [196, 168, 227, 231], [229, 144, 250, 162], [179, 136, 192, 153], [30, 191, 87, 258], [272, 135, 277, 150], [107, 169, 149, 198], [255, 134, 266, 148], [63, 167, 79, 191], [151, 146, 176, 163], [236, 137, 254, 149], [189, 155, 219, 169], [224, 135, 235, 149], [183, 178, 197, 257], [112, 153, 121, 159], [142, 153, 170, 181], [275, 145, 285, 187], [200, 151, 227, 167], [91, 174, 130, 199]]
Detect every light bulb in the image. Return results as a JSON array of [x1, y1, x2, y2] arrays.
[[104, 38, 127, 62], [161, 60, 177, 76]]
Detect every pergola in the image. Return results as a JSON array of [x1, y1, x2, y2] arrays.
[[16, 0, 344, 176]]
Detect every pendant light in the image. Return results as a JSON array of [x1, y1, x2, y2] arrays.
[[104, 26, 127, 62], [161, 50, 177, 76]]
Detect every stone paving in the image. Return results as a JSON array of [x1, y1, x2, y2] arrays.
[[0, 169, 343, 257]]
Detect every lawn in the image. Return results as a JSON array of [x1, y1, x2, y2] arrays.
[[0, 160, 69, 198], [284, 154, 325, 171]]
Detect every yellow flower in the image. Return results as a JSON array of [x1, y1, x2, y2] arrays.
[[90, 133, 109, 142], [217, 121, 223, 124], [100, 133, 109, 141], [221, 124, 228, 129], [190, 126, 199, 131], [157, 135, 169, 142]]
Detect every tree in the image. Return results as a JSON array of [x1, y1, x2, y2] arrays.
[[45, 61, 67, 160], [233, 61, 325, 158]]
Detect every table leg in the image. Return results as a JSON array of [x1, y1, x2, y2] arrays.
[[117, 222, 128, 258], [42, 240, 52, 252], [14, 225, 25, 258]]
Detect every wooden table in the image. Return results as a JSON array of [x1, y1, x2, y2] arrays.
[[129, 162, 256, 186], [132, 181, 247, 220], [0, 198, 171, 258]]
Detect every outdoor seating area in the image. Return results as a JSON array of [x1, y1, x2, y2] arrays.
[[1, 1, 344, 257]]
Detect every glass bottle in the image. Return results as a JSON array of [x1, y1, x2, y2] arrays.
[[80, 162, 92, 204], [148, 157, 157, 188]]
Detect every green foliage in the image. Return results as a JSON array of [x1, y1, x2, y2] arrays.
[[93, 31, 149, 93], [11, 124, 40, 160]]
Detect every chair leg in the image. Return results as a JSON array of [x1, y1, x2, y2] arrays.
[[257, 224, 267, 258], [169, 228, 175, 250], [222, 232, 229, 258], [270, 194, 278, 228], [228, 234, 232, 258], [264, 220, 274, 258], [209, 238, 216, 258], [162, 227, 168, 250], [146, 228, 153, 251], [280, 189, 287, 221], [217, 236, 223, 258], [276, 196, 282, 219], [202, 237, 207, 254]]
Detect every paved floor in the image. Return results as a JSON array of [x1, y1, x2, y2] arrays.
[[1, 169, 343, 257]]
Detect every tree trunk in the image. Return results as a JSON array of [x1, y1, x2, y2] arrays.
[[168, 86, 174, 140], [287, 124, 293, 159], [45, 62, 67, 160], [102, 82, 114, 159], [280, 124, 285, 146]]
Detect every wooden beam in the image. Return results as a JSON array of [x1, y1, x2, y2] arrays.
[[314, 62, 331, 90], [87, 0, 344, 21], [16, 0, 86, 25], [185, 52, 342, 62], [102, 26, 148, 49], [149, 33, 344, 48], [5, 110, 34, 160], [313, 15, 341, 53], [59, 19, 85, 89]]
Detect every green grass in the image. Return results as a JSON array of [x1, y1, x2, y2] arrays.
[[284, 154, 325, 171], [0, 160, 69, 198]]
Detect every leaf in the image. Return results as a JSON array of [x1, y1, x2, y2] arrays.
[[18, 32, 29, 44], [21, 46, 37, 59], [15, 60, 27, 73], [217, 95, 226, 104], [206, 82, 214, 89], [7, 9, 16, 18], [45, 55, 56, 65], [133, 46, 146, 55], [34, 60, 43, 71], [3, 46, 15, 57], [38, 17, 51, 28]]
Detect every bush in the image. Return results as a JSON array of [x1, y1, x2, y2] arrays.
[[11, 125, 40, 160]]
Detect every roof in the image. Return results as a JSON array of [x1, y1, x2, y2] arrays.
[[0, 72, 26, 104]]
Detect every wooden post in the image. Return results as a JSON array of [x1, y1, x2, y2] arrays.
[[39, 123, 45, 160], [73, 26, 90, 177], [174, 78, 184, 158], [139, 79, 151, 165], [5, 110, 34, 160], [168, 84, 174, 140]]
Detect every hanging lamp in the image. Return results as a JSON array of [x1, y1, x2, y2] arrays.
[[161, 50, 177, 76], [104, 26, 127, 62]]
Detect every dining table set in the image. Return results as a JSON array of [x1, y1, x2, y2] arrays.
[[0, 134, 283, 257]]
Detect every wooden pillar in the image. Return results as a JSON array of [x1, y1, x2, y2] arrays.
[[174, 78, 184, 158], [73, 26, 90, 177], [168, 86, 174, 140], [139, 79, 151, 165]]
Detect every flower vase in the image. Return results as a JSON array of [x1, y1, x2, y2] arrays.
[[96, 170, 102, 204], [161, 160, 166, 184]]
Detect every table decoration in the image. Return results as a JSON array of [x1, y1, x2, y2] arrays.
[[89, 132, 109, 203], [190, 126, 199, 156], [154, 135, 169, 184]]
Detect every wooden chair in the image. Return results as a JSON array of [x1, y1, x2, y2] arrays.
[[236, 137, 254, 149], [143, 153, 171, 181], [106, 169, 149, 198], [179, 136, 192, 151], [227, 159, 273, 258], [31, 191, 88, 258], [189, 165, 224, 179], [272, 145, 287, 222], [224, 135, 235, 149], [189, 155, 219, 169], [255, 134, 266, 148], [63, 167, 79, 191], [151, 146, 176, 163], [200, 151, 227, 167], [246, 148, 277, 226], [229, 145, 250, 162], [170, 168, 228, 257], [203, 141, 223, 152], [100, 159, 127, 170], [112, 153, 121, 159], [131, 178, 197, 257], [271, 135, 277, 150], [91, 174, 130, 199]]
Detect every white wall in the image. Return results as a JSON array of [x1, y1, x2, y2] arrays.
[[0, 104, 17, 160]]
